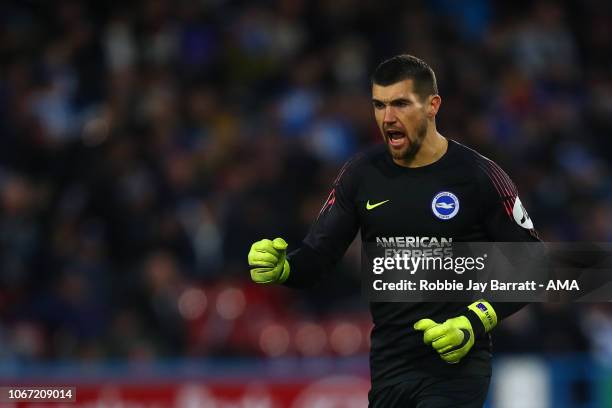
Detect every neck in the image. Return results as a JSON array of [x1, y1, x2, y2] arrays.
[[394, 127, 448, 168]]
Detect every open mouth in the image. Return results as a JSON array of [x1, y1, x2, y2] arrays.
[[386, 129, 407, 148]]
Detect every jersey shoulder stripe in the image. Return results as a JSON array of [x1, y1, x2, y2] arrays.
[[332, 144, 386, 186], [476, 157, 517, 218], [450, 140, 517, 217], [451, 140, 539, 239], [318, 146, 382, 218]]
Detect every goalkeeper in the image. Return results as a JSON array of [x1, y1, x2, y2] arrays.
[[248, 55, 540, 408]]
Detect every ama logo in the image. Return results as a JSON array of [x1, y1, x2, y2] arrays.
[[432, 191, 460, 220]]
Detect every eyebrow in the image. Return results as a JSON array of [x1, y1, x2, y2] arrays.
[[371, 97, 412, 105]]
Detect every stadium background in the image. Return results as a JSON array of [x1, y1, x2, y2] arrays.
[[1, 0, 612, 406]]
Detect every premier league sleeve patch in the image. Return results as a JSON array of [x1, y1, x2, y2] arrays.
[[432, 191, 460, 220], [512, 196, 534, 229]]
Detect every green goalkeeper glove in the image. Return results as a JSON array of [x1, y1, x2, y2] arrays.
[[413, 300, 498, 364], [248, 238, 290, 284]]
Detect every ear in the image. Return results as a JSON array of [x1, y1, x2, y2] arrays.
[[427, 95, 441, 118]]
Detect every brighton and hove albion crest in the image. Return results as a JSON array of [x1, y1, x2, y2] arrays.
[[432, 191, 460, 220]]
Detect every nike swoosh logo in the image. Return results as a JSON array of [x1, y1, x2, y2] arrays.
[[366, 200, 390, 210]]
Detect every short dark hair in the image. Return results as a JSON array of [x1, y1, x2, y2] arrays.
[[371, 54, 438, 100]]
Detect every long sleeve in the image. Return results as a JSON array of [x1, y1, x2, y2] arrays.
[[284, 155, 362, 288], [466, 156, 542, 334]]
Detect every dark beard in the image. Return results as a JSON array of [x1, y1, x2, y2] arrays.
[[390, 118, 428, 163]]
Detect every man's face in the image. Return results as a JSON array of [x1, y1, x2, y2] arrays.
[[372, 79, 430, 163]]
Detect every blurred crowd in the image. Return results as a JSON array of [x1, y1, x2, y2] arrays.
[[1, 0, 612, 364]]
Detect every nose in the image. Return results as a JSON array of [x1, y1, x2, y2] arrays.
[[383, 106, 396, 124]]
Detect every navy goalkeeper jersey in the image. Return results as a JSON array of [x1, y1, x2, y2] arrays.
[[286, 139, 539, 389]]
